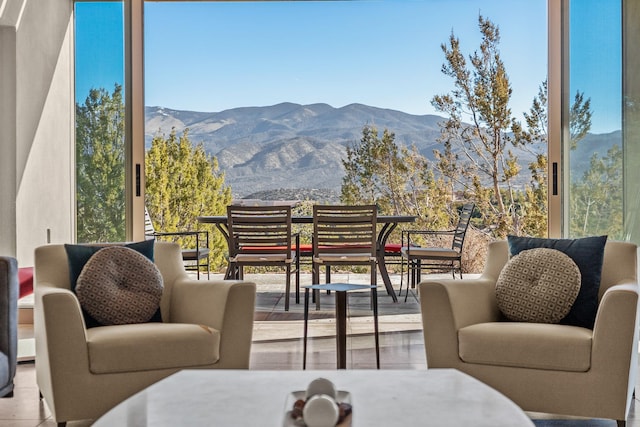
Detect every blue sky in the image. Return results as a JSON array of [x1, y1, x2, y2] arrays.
[[570, 0, 621, 135], [75, 0, 621, 134]]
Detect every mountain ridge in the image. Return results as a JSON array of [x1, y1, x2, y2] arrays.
[[145, 102, 446, 197], [145, 103, 619, 198]]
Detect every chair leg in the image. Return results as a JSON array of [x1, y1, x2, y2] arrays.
[[312, 262, 321, 310], [325, 266, 331, 296], [404, 259, 410, 302], [372, 287, 380, 369], [303, 288, 310, 369], [285, 265, 291, 311], [398, 256, 405, 297], [370, 262, 376, 311], [405, 259, 415, 303], [295, 255, 300, 304]]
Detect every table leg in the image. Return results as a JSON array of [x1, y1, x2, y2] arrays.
[[335, 291, 348, 369], [377, 223, 399, 302], [373, 287, 380, 369], [303, 288, 310, 369], [214, 223, 238, 280]]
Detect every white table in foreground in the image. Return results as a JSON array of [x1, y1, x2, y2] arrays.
[[94, 369, 534, 427]]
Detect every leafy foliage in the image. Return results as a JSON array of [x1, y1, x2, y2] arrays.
[[430, 15, 531, 236], [76, 86, 232, 269], [145, 128, 232, 269], [341, 125, 450, 231]]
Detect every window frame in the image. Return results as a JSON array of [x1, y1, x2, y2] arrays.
[[121, 0, 569, 239]]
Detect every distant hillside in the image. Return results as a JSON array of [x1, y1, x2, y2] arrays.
[[145, 103, 618, 198], [570, 130, 621, 180], [145, 102, 445, 197]]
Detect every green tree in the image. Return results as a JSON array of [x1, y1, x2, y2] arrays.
[[341, 126, 409, 214], [76, 84, 126, 242], [145, 128, 232, 269], [432, 17, 596, 238], [431, 15, 525, 236], [341, 125, 450, 231]]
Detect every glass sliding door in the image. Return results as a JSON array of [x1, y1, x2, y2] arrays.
[[622, 0, 640, 242], [567, 0, 622, 238], [74, 2, 126, 242]]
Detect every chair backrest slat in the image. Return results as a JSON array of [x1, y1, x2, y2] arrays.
[[227, 205, 292, 255], [144, 208, 155, 238], [313, 205, 377, 256], [451, 203, 474, 252]]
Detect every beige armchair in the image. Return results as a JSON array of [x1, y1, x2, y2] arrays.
[[34, 241, 256, 426], [419, 240, 638, 427]]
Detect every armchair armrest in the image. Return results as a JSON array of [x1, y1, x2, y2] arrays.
[[403, 229, 457, 245], [406, 230, 456, 236], [149, 230, 208, 237], [147, 230, 209, 248], [168, 278, 256, 368], [419, 277, 501, 329], [35, 284, 90, 402], [418, 277, 500, 368], [592, 282, 639, 368], [36, 284, 88, 349]]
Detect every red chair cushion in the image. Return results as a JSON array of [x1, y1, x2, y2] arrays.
[[18, 267, 34, 299], [384, 243, 403, 254]]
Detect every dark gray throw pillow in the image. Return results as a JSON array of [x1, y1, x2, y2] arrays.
[[507, 235, 607, 329]]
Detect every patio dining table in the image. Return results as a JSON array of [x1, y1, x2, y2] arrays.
[[197, 214, 416, 302]]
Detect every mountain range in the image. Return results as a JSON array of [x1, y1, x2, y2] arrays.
[[144, 102, 619, 199]]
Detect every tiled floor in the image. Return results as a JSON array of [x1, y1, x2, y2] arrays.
[[5, 273, 640, 426]]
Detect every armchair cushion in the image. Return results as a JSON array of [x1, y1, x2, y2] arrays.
[[507, 235, 607, 328], [458, 322, 592, 372], [76, 247, 163, 326], [86, 322, 220, 374], [495, 248, 581, 323]]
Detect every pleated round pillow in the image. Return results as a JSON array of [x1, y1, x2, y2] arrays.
[[495, 248, 581, 323], [76, 246, 163, 326]]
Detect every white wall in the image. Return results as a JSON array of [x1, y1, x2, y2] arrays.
[[0, 24, 17, 257], [0, 0, 74, 265]]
